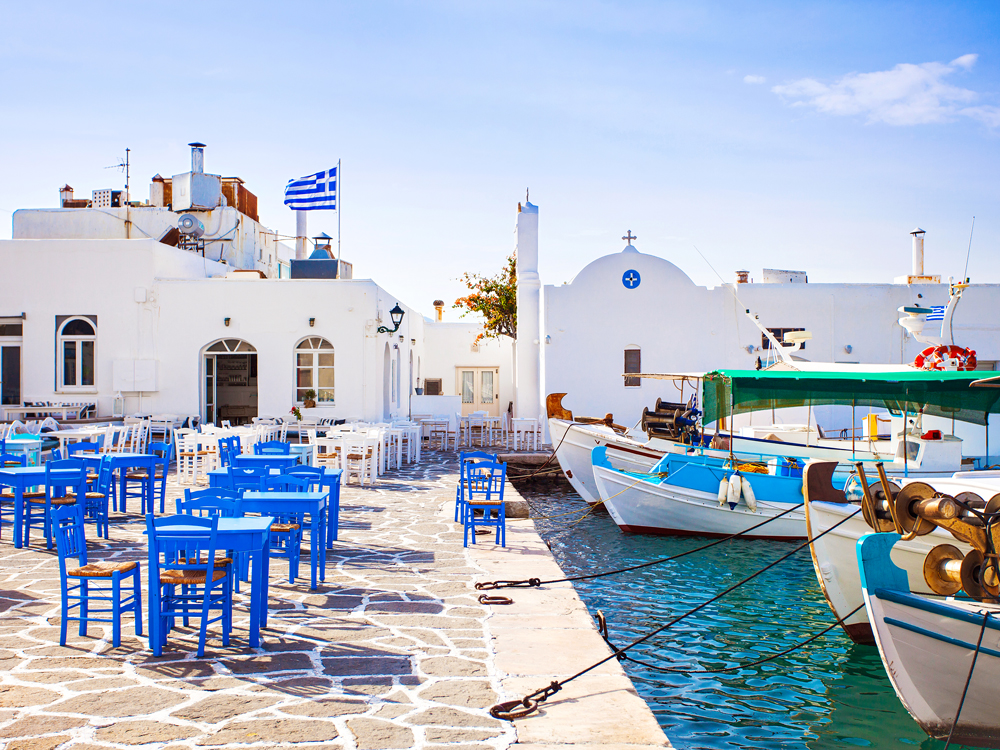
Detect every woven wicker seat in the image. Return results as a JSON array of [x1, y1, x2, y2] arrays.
[[87, 472, 98, 481], [160, 569, 228, 585], [271, 523, 301, 533], [125, 470, 148, 480], [6, 489, 46, 499], [29, 496, 76, 506], [67, 561, 138, 578], [181, 555, 234, 567], [84, 491, 106, 500]]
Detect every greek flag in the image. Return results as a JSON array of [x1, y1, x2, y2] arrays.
[[284, 167, 337, 210], [926, 305, 946, 322]]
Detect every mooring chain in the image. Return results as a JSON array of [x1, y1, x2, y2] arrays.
[[475, 578, 541, 591], [489, 507, 862, 720]]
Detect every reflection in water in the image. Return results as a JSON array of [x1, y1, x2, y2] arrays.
[[522, 483, 970, 750]]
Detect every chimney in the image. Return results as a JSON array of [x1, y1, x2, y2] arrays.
[[149, 174, 165, 207], [189, 142, 206, 174], [59, 184, 73, 207], [910, 227, 925, 276], [433, 300, 444, 322], [736, 270, 750, 284]]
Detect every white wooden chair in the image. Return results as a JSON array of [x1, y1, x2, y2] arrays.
[[343, 437, 376, 487]]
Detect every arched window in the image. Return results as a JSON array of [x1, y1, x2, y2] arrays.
[[58, 317, 96, 390], [296, 337, 334, 403]]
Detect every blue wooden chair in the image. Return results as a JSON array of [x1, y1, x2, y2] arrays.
[[82, 456, 113, 538], [0, 451, 26, 539], [455, 451, 499, 523], [254, 440, 290, 455], [217, 436, 236, 468], [67, 442, 100, 457], [463, 461, 507, 548], [146, 514, 233, 658], [26, 459, 87, 549], [178, 487, 243, 518], [179, 488, 245, 591], [52, 505, 142, 647], [285, 465, 324, 491], [149, 441, 174, 513], [226, 466, 270, 495], [260, 474, 307, 583]]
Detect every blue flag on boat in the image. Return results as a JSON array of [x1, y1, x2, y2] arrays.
[[926, 305, 946, 322], [284, 167, 337, 211]]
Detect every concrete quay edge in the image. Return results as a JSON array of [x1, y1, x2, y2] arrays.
[[453, 484, 673, 749]]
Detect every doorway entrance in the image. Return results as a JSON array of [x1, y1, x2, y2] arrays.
[[204, 339, 257, 426], [457, 367, 499, 417], [0, 320, 23, 408]]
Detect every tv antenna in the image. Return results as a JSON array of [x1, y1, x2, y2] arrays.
[[105, 147, 131, 203]]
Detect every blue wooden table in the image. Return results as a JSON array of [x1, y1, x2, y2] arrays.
[[232, 455, 299, 471], [207, 467, 343, 546], [148, 516, 273, 647], [83, 453, 156, 513], [0, 466, 83, 548], [242, 491, 328, 590]]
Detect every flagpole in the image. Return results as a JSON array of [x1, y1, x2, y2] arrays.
[[337, 158, 342, 271]]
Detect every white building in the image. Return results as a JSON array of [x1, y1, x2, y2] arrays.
[[0, 145, 509, 425], [511, 204, 1000, 452]]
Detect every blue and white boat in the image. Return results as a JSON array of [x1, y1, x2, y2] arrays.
[[858, 532, 1000, 747], [592, 445, 823, 539]]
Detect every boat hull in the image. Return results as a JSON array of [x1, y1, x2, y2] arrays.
[[805, 500, 968, 645], [860, 535, 1000, 746], [805, 472, 1000, 645], [593, 462, 806, 539], [548, 418, 664, 504]]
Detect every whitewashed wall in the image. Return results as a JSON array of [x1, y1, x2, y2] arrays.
[[422, 321, 514, 413], [542, 243, 1000, 451], [0, 237, 425, 424]]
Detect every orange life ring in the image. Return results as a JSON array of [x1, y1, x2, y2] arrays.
[[913, 346, 938, 369], [913, 344, 977, 371]]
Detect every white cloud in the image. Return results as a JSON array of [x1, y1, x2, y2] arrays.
[[772, 54, 1000, 126], [744, 74, 766, 85]]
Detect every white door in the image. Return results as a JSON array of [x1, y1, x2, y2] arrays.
[[457, 367, 500, 417]]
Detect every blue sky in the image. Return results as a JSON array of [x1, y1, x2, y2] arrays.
[[2, 1, 998, 317]]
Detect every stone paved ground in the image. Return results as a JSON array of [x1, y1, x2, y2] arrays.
[[0, 453, 519, 750]]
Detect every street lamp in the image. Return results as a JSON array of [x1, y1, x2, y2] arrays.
[[377, 304, 405, 334]]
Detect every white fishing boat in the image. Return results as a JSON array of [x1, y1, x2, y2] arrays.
[[802, 461, 1000, 644], [858, 532, 1000, 747], [592, 445, 809, 538]]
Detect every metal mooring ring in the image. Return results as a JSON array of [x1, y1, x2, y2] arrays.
[[490, 699, 539, 720], [479, 594, 513, 605]]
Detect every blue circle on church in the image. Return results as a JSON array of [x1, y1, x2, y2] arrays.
[[622, 269, 641, 289]]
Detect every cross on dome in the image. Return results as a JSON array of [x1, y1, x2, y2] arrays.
[[622, 230, 637, 244]]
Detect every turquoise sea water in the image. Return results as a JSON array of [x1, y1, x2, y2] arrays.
[[525, 486, 974, 750]]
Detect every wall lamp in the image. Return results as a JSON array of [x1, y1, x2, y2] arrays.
[[377, 303, 405, 333], [309, 317, 316, 327], [224, 317, 231, 327]]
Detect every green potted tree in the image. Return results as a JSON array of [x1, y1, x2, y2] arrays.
[[302, 389, 317, 409]]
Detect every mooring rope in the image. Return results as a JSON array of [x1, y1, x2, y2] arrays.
[[614, 604, 864, 674], [488, 507, 862, 720], [476, 502, 805, 590]]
